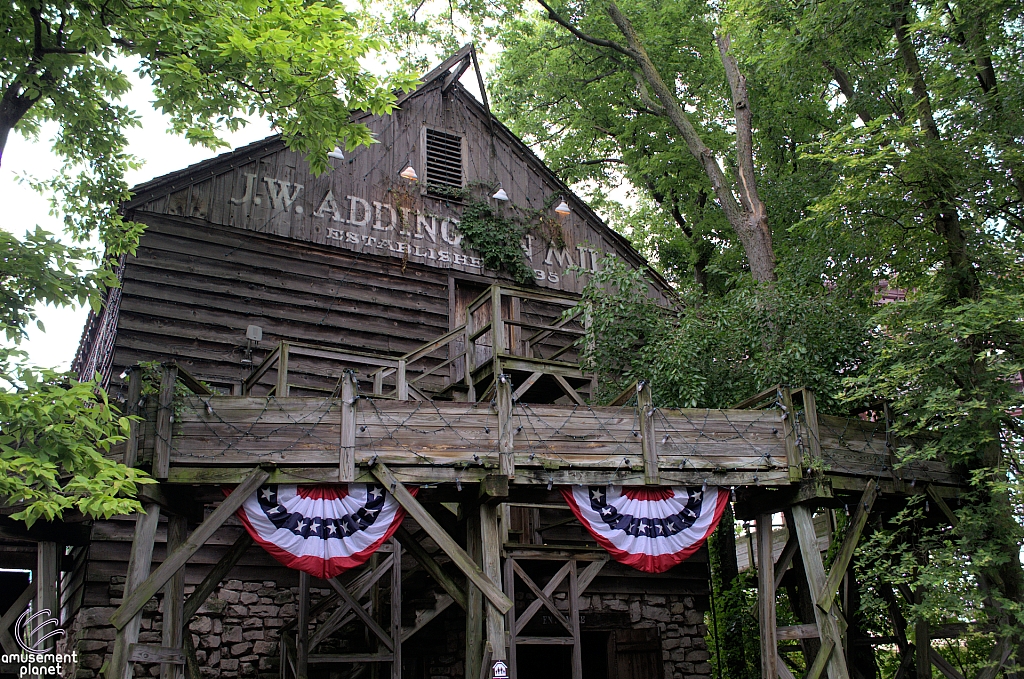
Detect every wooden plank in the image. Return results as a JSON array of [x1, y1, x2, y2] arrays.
[[777, 624, 819, 641], [515, 637, 575, 645], [466, 503, 484, 679], [308, 556, 393, 648], [817, 483, 877, 612], [791, 506, 849, 679], [801, 390, 823, 459], [394, 526, 467, 610], [297, 571, 309, 679], [131, 644, 186, 664], [552, 374, 587, 406], [308, 654, 395, 664], [174, 365, 212, 396], [339, 372, 356, 482], [732, 385, 781, 410], [108, 503, 162, 679], [124, 367, 144, 467], [757, 514, 778, 679], [391, 538, 402, 679], [512, 371, 543, 402], [110, 467, 270, 629], [637, 382, 659, 484], [161, 514, 187, 679], [497, 375, 514, 477], [154, 364, 178, 479], [926, 485, 958, 527], [183, 532, 254, 620], [371, 463, 512, 613]]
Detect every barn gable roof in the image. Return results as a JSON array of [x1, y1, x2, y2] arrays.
[[124, 45, 673, 296]]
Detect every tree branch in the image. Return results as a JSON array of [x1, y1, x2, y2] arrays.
[[536, 0, 636, 59]]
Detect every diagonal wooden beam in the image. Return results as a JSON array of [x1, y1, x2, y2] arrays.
[[576, 556, 607, 593], [110, 467, 270, 630], [774, 533, 800, 591], [395, 526, 467, 610], [553, 374, 586, 406], [372, 463, 512, 614], [402, 594, 455, 643], [930, 648, 966, 679], [512, 561, 571, 633], [514, 561, 572, 636], [512, 372, 544, 401], [183, 532, 253, 621], [309, 555, 393, 650], [791, 505, 850, 679], [817, 483, 877, 612], [326, 576, 394, 651], [0, 583, 35, 654], [804, 637, 834, 679]]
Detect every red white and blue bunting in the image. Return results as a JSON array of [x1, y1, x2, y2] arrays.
[[561, 485, 729, 573], [229, 484, 412, 579]]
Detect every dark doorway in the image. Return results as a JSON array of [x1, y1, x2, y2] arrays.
[[516, 644, 571, 679], [607, 628, 662, 679]]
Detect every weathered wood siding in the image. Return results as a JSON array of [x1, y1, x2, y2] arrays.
[[124, 80, 669, 298], [107, 215, 450, 395]]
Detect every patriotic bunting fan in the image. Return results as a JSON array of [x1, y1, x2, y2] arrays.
[[561, 485, 729, 573], [228, 483, 412, 579]]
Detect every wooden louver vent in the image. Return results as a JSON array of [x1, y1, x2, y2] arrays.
[[425, 129, 463, 191]]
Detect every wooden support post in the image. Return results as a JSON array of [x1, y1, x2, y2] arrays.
[[34, 541, 59, 652], [914, 585, 930, 679], [371, 463, 512, 613], [756, 514, 777, 679], [161, 515, 187, 679], [397, 359, 408, 401], [183, 532, 253, 621], [182, 631, 201, 679], [340, 372, 357, 482], [465, 308, 476, 401], [790, 505, 850, 679], [154, 364, 178, 480], [800, 390, 823, 460], [491, 286, 505, 380], [568, 559, 583, 679], [276, 342, 290, 397], [503, 557, 517, 679], [297, 571, 309, 679], [108, 504, 162, 679], [124, 367, 144, 468], [781, 388, 803, 482], [480, 503, 505, 661], [110, 467, 270, 630], [773, 533, 799, 591], [637, 381, 659, 484], [817, 483, 877, 612], [466, 505, 484, 679], [391, 538, 402, 679], [496, 375, 514, 478]]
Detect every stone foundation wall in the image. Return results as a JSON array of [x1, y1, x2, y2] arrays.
[[68, 577, 710, 679]]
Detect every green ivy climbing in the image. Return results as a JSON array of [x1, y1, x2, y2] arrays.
[[458, 200, 536, 285]]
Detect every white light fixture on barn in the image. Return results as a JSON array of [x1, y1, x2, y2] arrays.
[[400, 165, 419, 181], [492, 186, 509, 201], [554, 197, 571, 215], [328, 146, 345, 160]]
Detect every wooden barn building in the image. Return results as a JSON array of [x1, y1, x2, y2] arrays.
[[0, 45, 965, 679]]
